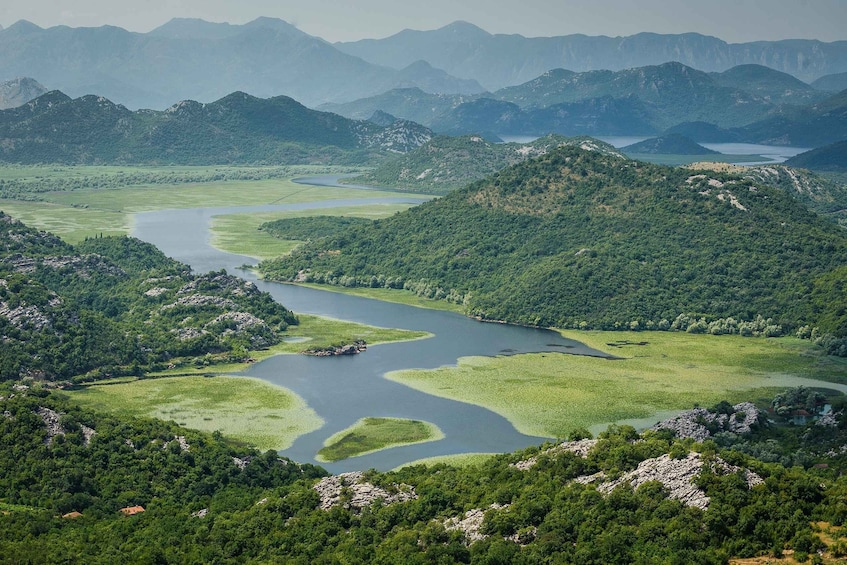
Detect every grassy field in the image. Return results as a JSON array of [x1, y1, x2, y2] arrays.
[[0, 165, 415, 243], [68, 375, 323, 451], [290, 283, 466, 313], [386, 331, 847, 439], [43, 177, 409, 213], [0, 199, 128, 244], [394, 453, 498, 470], [317, 417, 444, 462], [210, 203, 418, 261]]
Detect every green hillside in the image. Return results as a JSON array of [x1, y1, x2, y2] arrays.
[[260, 147, 847, 340], [350, 134, 624, 194], [622, 133, 720, 155], [785, 140, 847, 172], [738, 89, 847, 147], [0, 213, 297, 381]]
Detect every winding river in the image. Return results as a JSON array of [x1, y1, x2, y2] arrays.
[[132, 178, 847, 472], [132, 187, 617, 472]]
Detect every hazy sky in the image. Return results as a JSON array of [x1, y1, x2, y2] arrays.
[[1, 0, 844, 43]]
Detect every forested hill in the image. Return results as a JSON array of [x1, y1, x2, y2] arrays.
[[0, 90, 433, 165], [0, 213, 297, 381], [349, 134, 624, 194], [260, 146, 847, 339]]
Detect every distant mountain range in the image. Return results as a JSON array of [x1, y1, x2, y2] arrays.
[[337, 21, 847, 89], [0, 90, 432, 164], [2, 18, 847, 113], [0, 18, 484, 110], [323, 63, 847, 146]]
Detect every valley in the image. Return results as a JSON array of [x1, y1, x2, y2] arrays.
[[2, 8, 847, 562]]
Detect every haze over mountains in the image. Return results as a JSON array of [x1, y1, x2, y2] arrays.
[[1, 17, 847, 113], [325, 63, 847, 146], [337, 21, 847, 89], [0, 18, 484, 110]]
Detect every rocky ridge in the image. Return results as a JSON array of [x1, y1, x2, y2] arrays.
[[313, 471, 417, 511], [594, 452, 763, 510], [443, 503, 510, 544], [511, 438, 599, 471], [651, 402, 761, 441]]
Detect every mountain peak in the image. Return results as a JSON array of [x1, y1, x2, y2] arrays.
[[6, 19, 42, 33], [242, 16, 303, 34], [437, 20, 491, 38], [149, 18, 240, 40]]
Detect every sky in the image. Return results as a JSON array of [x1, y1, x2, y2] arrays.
[[0, 0, 845, 43]]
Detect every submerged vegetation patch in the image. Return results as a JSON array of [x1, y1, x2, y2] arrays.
[[387, 331, 847, 439], [317, 417, 444, 462], [68, 375, 323, 451]]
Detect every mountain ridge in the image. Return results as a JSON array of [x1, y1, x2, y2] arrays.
[[337, 22, 847, 88], [0, 89, 433, 164], [0, 17, 482, 110]]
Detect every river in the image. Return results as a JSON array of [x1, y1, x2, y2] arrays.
[[133, 194, 613, 473]]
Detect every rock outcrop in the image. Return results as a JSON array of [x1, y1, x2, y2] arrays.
[[592, 452, 763, 510], [651, 402, 760, 441], [511, 439, 599, 470], [35, 407, 65, 445], [313, 471, 417, 511], [443, 503, 509, 544]]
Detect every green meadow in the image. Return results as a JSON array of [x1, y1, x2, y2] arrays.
[[0, 199, 129, 244], [68, 375, 323, 451], [386, 331, 847, 439], [210, 203, 419, 261], [0, 164, 413, 243], [394, 453, 498, 470], [317, 417, 444, 462], [288, 283, 466, 313]]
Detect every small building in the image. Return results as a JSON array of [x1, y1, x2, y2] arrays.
[[119, 505, 145, 516], [62, 511, 83, 519]]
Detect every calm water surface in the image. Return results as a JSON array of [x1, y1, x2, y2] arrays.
[[133, 193, 611, 472]]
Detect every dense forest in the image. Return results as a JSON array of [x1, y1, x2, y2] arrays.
[[0, 212, 297, 381], [260, 147, 847, 353], [5, 385, 847, 563]]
